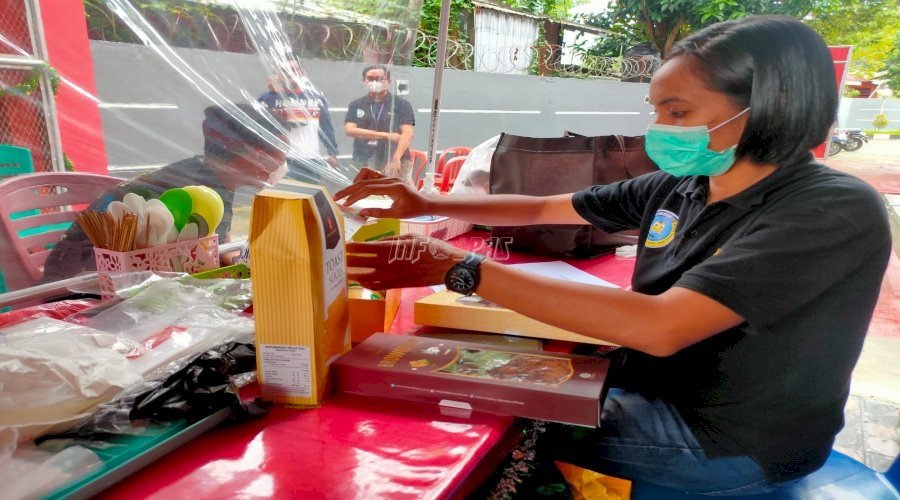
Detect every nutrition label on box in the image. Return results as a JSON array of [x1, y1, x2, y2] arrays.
[[260, 344, 312, 398]]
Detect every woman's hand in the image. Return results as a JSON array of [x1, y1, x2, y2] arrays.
[[347, 235, 466, 290], [334, 168, 431, 219]]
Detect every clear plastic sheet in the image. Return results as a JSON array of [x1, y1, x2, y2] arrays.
[[0, 273, 255, 448], [1, 0, 423, 292], [70, 274, 256, 373], [0, 299, 100, 329], [0, 0, 661, 297]]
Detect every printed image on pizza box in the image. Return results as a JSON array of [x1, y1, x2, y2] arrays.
[[250, 181, 350, 407], [333, 333, 610, 427]]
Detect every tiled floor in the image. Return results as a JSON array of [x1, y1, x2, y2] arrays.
[[835, 395, 900, 471], [828, 139, 900, 472]]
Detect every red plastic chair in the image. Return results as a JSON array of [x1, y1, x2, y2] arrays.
[[436, 147, 471, 177], [409, 149, 428, 186], [0, 172, 121, 290], [439, 156, 467, 193]]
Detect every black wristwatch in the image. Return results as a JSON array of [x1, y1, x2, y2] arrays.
[[445, 253, 486, 296]]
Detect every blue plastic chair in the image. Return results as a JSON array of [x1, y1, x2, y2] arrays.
[[632, 450, 899, 499]]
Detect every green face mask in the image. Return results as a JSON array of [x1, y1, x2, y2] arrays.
[[645, 107, 750, 177]]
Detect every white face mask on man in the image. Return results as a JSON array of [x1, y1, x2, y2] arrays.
[[366, 80, 387, 93]]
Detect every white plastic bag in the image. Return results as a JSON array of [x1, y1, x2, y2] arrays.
[[0, 319, 142, 450], [449, 135, 500, 196]]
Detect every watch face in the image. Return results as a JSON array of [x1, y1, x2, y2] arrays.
[[447, 267, 477, 294]]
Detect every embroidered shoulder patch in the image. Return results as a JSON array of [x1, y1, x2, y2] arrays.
[[645, 210, 678, 248], [356, 109, 365, 118]]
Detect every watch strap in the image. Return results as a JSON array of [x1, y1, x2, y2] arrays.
[[459, 252, 486, 270]]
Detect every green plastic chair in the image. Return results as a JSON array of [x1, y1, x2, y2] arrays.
[[0, 172, 121, 292], [0, 148, 102, 297], [0, 145, 35, 300], [0, 144, 34, 176], [0, 145, 72, 236]]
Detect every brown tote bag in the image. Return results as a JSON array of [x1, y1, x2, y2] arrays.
[[489, 133, 658, 258]]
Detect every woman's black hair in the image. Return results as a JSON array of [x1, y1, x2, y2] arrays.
[[668, 16, 836, 167], [202, 103, 287, 161]]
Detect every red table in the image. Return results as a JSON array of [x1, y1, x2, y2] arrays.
[[97, 231, 636, 499]]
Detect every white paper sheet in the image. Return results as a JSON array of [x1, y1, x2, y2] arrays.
[[507, 261, 619, 288]]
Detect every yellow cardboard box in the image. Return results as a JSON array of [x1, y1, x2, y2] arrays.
[[250, 183, 350, 407], [348, 288, 401, 343], [414, 290, 615, 346]]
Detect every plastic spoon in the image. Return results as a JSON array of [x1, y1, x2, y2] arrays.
[[182, 185, 224, 236], [107, 201, 130, 223], [171, 222, 199, 271], [159, 188, 193, 232], [145, 205, 174, 247], [124, 194, 149, 249], [188, 213, 209, 239], [177, 222, 199, 242]]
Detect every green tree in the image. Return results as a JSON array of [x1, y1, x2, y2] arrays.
[[882, 32, 900, 93], [581, 0, 826, 57], [805, 0, 900, 80], [500, 0, 585, 20], [574, 8, 646, 58], [873, 112, 889, 130]]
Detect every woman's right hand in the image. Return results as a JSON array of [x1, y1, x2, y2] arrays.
[[334, 167, 431, 219]]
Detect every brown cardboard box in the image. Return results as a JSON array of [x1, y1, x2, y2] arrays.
[[348, 288, 401, 343], [250, 183, 350, 407], [333, 333, 610, 427], [414, 290, 615, 346]]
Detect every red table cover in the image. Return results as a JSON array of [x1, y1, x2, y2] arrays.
[[97, 231, 636, 499]]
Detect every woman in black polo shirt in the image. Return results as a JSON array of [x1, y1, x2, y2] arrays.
[[337, 16, 891, 495]]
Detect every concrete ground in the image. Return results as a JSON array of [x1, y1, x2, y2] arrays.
[[825, 138, 900, 471]]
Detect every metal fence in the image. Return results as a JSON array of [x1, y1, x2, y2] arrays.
[[0, 0, 62, 172], [0, 0, 32, 56], [0, 66, 55, 172]]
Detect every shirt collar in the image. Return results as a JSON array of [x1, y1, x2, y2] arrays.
[[673, 153, 816, 210], [366, 92, 392, 104], [674, 176, 708, 203]]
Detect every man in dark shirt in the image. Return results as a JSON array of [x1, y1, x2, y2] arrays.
[[344, 65, 415, 185], [42, 103, 288, 282]]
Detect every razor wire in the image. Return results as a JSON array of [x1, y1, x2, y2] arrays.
[[84, 8, 661, 81]]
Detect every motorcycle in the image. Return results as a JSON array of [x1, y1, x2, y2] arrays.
[[828, 132, 848, 156], [838, 128, 868, 152]]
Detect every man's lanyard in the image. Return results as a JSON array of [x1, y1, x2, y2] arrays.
[[369, 100, 387, 130]]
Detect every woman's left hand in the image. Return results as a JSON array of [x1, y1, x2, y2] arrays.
[[347, 235, 466, 290]]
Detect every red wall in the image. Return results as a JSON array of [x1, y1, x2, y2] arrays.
[[38, 0, 108, 174], [813, 46, 853, 160]]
